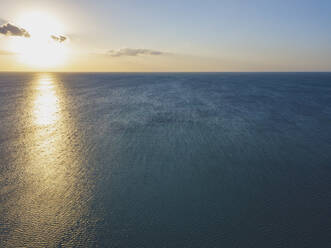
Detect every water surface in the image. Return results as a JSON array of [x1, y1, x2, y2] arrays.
[[1, 73, 331, 247]]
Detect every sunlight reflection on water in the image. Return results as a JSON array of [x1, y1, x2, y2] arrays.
[[2, 74, 95, 247], [34, 77, 59, 125]]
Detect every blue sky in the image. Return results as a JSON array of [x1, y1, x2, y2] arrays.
[[0, 0, 331, 71]]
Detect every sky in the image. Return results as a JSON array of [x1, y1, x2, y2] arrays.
[[0, 0, 331, 72]]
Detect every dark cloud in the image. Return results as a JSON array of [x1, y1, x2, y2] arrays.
[[0, 23, 30, 38], [51, 34, 67, 43], [108, 48, 164, 57]]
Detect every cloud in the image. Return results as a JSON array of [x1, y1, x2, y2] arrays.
[[0, 23, 30, 38], [108, 48, 164, 57], [51, 34, 67, 43]]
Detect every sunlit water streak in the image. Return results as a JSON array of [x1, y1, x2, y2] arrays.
[[33, 78, 59, 125], [1, 74, 96, 247]]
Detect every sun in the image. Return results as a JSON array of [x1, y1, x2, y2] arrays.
[[10, 11, 69, 68]]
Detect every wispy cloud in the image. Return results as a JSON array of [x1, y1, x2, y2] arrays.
[[108, 48, 164, 57], [51, 34, 67, 43], [0, 23, 30, 38]]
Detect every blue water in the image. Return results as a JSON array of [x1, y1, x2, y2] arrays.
[[0, 73, 331, 247]]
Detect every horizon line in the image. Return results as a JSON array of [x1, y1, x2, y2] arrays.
[[0, 71, 331, 73]]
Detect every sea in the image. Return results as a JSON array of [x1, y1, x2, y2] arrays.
[[0, 72, 331, 247]]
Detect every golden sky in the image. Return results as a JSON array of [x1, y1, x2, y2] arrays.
[[1, 0, 331, 72]]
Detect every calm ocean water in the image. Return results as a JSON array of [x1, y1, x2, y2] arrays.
[[0, 73, 331, 247]]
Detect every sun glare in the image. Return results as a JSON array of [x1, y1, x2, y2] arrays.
[[10, 12, 69, 68], [34, 76, 59, 125]]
